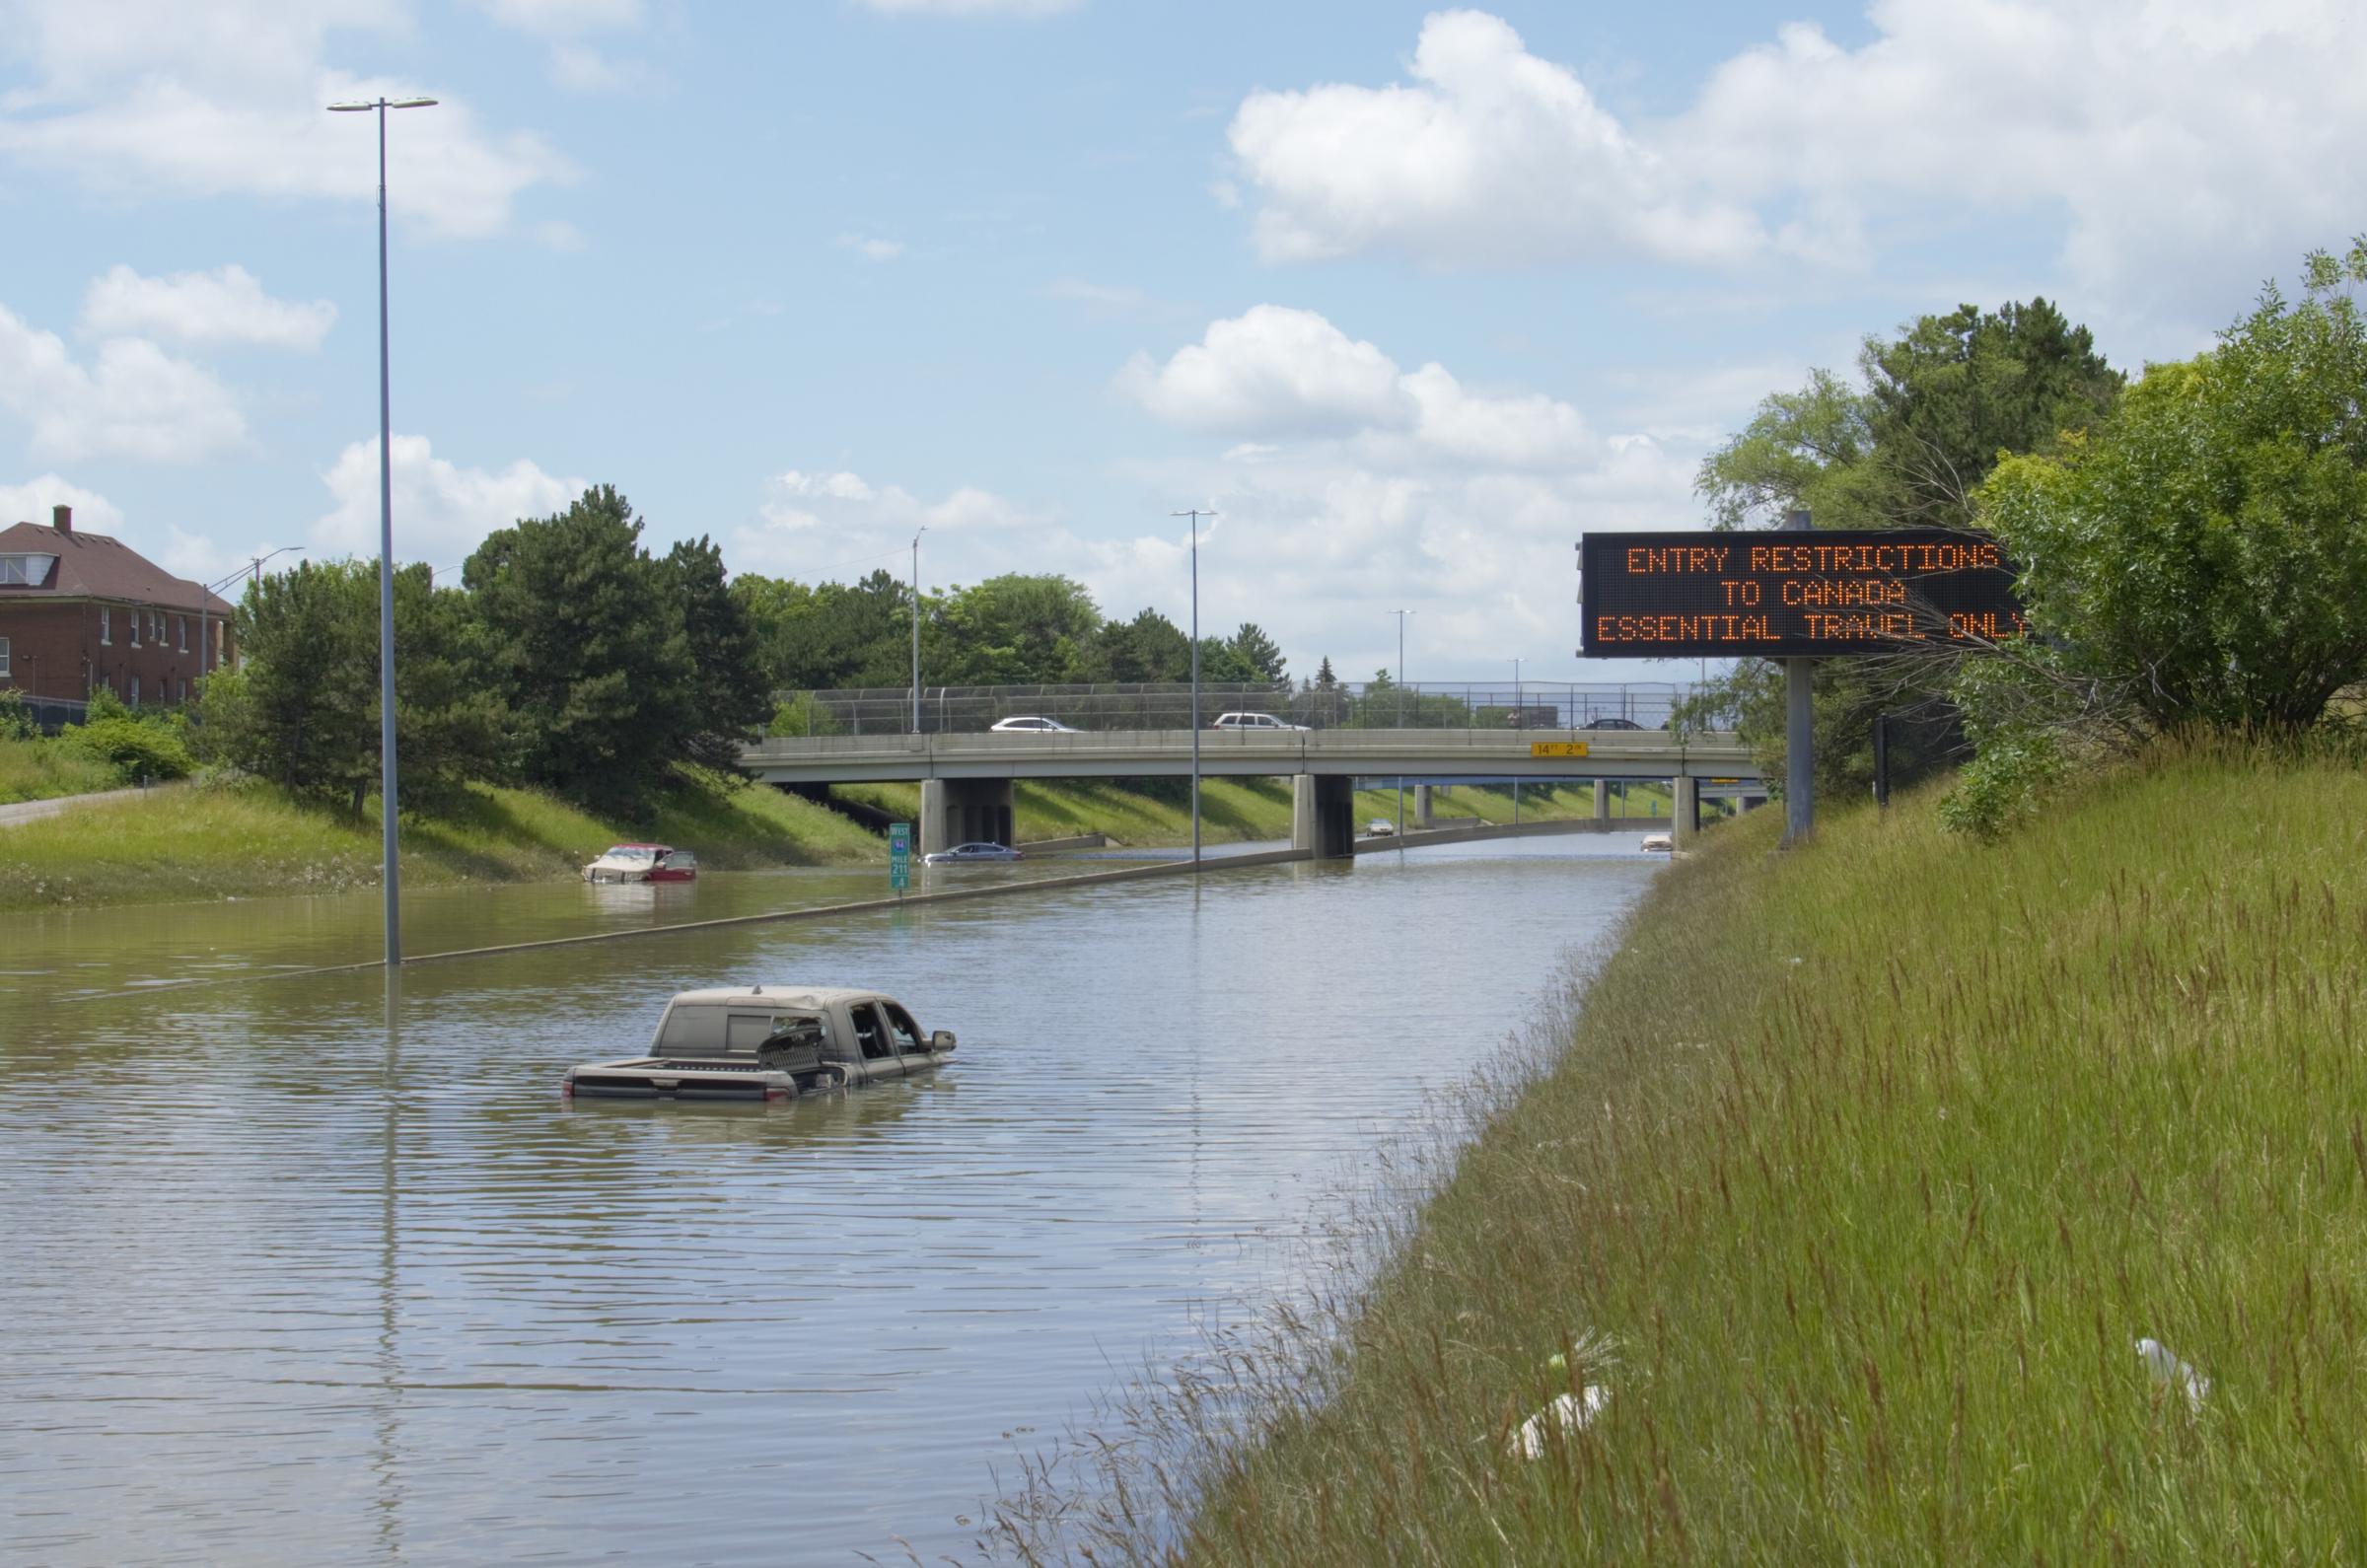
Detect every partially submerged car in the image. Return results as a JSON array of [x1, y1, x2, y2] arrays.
[[562, 987, 956, 1104], [583, 843, 698, 884], [923, 841, 1022, 865]]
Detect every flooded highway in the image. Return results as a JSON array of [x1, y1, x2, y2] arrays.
[[0, 837, 1661, 1563]]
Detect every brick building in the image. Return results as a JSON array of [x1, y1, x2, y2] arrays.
[[0, 505, 237, 709]]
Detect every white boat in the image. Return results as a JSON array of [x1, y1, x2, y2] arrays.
[[562, 987, 956, 1104]]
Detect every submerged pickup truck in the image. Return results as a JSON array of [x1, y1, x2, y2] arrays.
[[561, 986, 956, 1104]]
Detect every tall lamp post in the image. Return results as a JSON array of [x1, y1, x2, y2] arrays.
[[1392, 608, 1414, 837], [329, 93, 437, 971], [1173, 509, 1215, 867], [909, 526, 926, 733]]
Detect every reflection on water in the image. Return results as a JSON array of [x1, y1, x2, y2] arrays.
[[0, 836, 1663, 1563]]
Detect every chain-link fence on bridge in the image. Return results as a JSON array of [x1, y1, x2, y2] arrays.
[[768, 680, 1723, 737]]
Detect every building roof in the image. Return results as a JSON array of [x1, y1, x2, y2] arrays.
[[0, 520, 235, 615]]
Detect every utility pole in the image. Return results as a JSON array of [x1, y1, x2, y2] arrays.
[[1782, 508, 1816, 846], [909, 526, 925, 733], [1512, 655, 1522, 826], [1173, 510, 1215, 867], [329, 92, 438, 970]]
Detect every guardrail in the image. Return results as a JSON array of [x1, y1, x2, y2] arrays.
[[740, 728, 1760, 781]]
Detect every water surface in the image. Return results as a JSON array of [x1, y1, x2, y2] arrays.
[[0, 836, 1661, 1563]]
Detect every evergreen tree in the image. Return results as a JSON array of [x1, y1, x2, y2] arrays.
[[664, 535, 774, 767]]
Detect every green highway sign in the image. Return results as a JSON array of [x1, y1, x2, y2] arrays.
[[889, 822, 910, 892]]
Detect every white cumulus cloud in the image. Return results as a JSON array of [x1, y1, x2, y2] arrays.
[[0, 474, 124, 534], [311, 434, 584, 567], [80, 264, 336, 351], [1226, 2, 2367, 315], [0, 0, 573, 238], [1120, 305, 1595, 469], [0, 303, 245, 463], [1227, 9, 1760, 267]]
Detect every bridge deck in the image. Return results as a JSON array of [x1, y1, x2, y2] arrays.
[[741, 729, 1759, 784]]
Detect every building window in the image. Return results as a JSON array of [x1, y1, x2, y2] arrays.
[[129, 609, 141, 647], [0, 637, 10, 678], [130, 675, 141, 706], [177, 614, 187, 652], [100, 606, 111, 645], [177, 678, 186, 703], [0, 553, 56, 586]]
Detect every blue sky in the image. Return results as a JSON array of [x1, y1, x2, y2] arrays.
[[2, 0, 2358, 684]]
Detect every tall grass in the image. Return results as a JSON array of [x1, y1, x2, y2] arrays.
[[0, 737, 121, 805], [1001, 744, 2367, 1563], [0, 769, 881, 910]]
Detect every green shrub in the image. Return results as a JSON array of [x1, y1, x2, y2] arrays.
[[59, 688, 194, 783], [0, 689, 36, 742]]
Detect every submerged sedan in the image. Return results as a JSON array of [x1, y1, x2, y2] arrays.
[[922, 841, 1024, 866]]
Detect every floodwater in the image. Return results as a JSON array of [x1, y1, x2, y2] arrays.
[[0, 836, 1662, 1564]]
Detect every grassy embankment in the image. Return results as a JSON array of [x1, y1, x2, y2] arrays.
[[836, 778, 1664, 846], [0, 770, 881, 911], [1066, 746, 2367, 1564], [0, 737, 121, 805]]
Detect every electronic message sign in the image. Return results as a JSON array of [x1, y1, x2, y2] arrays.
[[1578, 528, 2025, 659]]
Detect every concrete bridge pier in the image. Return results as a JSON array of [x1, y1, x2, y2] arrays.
[[1592, 779, 1611, 821], [1292, 774, 1355, 859], [920, 777, 1016, 856], [1413, 784, 1434, 828], [1672, 776, 1701, 849]]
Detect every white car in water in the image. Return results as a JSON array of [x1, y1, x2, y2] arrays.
[[922, 841, 1023, 866]]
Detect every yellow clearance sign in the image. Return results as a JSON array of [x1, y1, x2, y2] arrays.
[[1529, 742, 1591, 758]]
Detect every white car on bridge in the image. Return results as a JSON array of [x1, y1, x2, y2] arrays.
[[988, 716, 1080, 734], [1211, 711, 1308, 732]]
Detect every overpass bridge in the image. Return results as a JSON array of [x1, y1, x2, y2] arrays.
[[739, 728, 1761, 859]]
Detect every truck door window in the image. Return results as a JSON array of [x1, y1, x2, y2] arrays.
[[850, 1005, 891, 1060], [882, 1004, 925, 1054]]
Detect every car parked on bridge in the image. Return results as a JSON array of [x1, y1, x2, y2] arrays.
[[989, 715, 1080, 734], [1211, 711, 1310, 732], [1580, 717, 1645, 731], [922, 841, 1024, 866]]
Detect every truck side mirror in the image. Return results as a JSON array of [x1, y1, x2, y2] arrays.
[[931, 1031, 957, 1051]]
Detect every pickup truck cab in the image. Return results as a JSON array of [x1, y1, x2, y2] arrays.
[[562, 987, 956, 1103]]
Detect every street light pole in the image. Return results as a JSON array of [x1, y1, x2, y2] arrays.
[[1512, 655, 1522, 826], [330, 93, 438, 970], [1392, 608, 1414, 838], [1173, 509, 1215, 867], [909, 526, 925, 734]]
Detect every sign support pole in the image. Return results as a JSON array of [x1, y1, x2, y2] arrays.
[[1781, 508, 1815, 847]]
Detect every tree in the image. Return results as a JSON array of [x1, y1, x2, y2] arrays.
[[1683, 297, 2124, 797], [1226, 622, 1287, 683], [1313, 657, 1338, 689], [1975, 242, 2367, 738], [1093, 607, 1192, 683], [465, 485, 694, 810], [930, 574, 1103, 685], [665, 535, 774, 768], [198, 559, 501, 809]]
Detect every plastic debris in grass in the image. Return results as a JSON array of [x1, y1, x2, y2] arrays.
[[1509, 1387, 1611, 1458], [2135, 1337, 2209, 1412]]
